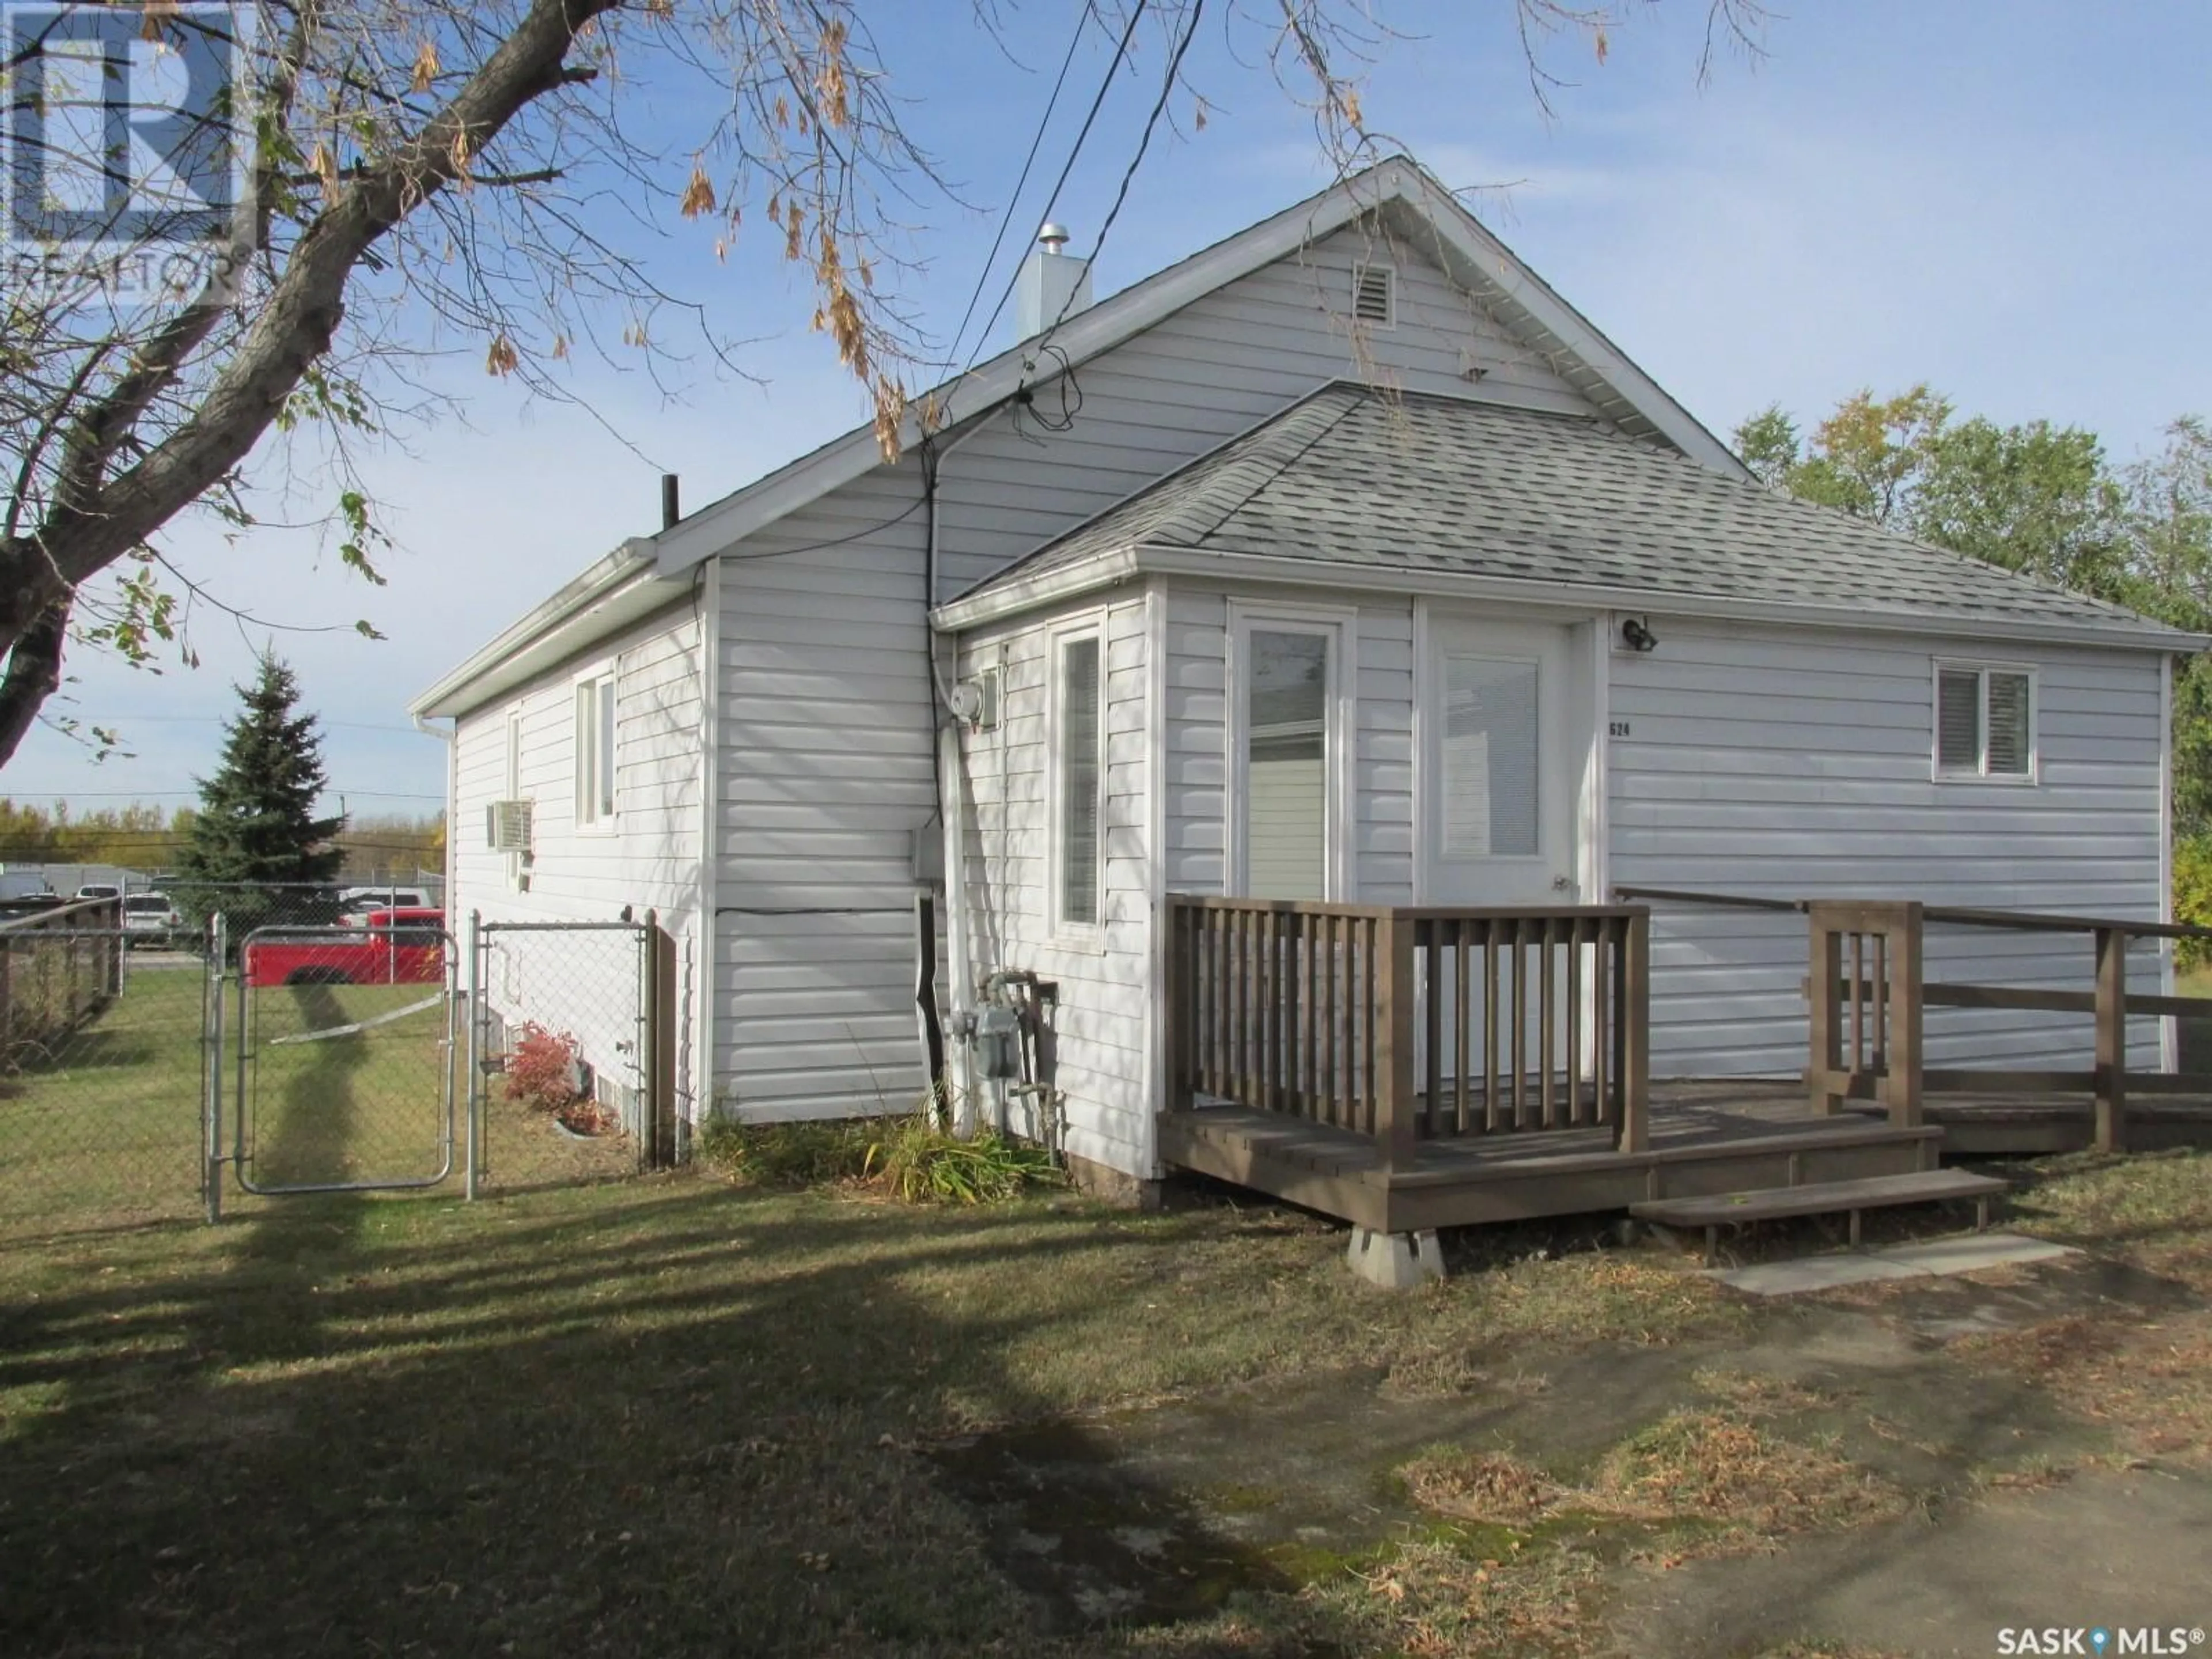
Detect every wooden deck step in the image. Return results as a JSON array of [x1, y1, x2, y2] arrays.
[[1632, 1169, 2008, 1255]]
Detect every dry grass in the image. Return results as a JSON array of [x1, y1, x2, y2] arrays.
[[1957, 1310, 2212, 1465], [1594, 1410, 1907, 1538], [1400, 1448, 1566, 1527], [1400, 1410, 1903, 1544]]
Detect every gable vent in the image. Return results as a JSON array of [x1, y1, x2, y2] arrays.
[[1352, 264, 1395, 327]]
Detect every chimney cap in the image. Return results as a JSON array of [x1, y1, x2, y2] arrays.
[[1037, 222, 1072, 253]]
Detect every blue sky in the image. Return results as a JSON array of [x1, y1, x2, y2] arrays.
[[7, 0, 2206, 827]]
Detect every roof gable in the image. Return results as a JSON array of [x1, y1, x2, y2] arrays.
[[649, 158, 1747, 576]]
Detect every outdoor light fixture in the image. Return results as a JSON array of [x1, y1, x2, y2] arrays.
[[1620, 616, 1659, 653]]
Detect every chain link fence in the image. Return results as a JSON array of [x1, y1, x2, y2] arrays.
[[467, 919, 667, 1194], [0, 899, 213, 1239], [0, 887, 675, 1241]]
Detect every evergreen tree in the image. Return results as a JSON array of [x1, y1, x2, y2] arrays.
[[177, 656, 345, 927]]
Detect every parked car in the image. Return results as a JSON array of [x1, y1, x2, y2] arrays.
[[122, 892, 184, 947], [242, 908, 447, 988], [337, 886, 431, 922], [74, 884, 120, 902]]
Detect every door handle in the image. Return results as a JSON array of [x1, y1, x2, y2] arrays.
[[1551, 875, 1576, 892]]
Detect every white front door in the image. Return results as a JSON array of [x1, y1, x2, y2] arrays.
[[1423, 612, 1578, 904]]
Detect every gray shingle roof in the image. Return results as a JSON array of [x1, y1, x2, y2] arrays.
[[962, 384, 2179, 637]]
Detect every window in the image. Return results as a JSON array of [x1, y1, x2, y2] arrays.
[[1230, 607, 1349, 900], [1352, 263, 1395, 328], [1241, 628, 1331, 898], [1051, 627, 1103, 931], [1440, 652, 1541, 855], [574, 671, 617, 827], [1934, 662, 2035, 781]]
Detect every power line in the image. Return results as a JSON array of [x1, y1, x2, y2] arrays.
[[957, 0, 1151, 384], [1033, 0, 1205, 362], [940, 6, 1094, 372]]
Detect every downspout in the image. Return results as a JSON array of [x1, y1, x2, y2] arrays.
[[693, 556, 723, 1146]]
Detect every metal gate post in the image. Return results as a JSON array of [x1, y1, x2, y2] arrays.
[[465, 909, 483, 1200], [204, 914, 225, 1225], [642, 912, 679, 1170]]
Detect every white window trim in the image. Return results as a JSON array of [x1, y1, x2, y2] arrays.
[[1351, 260, 1397, 330], [572, 663, 620, 834], [1931, 657, 2039, 786], [1225, 600, 1357, 902], [1044, 612, 1108, 948]]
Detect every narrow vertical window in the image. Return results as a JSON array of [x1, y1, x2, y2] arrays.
[[1244, 628, 1330, 899], [1935, 663, 2035, 781], [597, 677, 618, 818], [574, 671, 618, 827], [1056, 632, 1102, 929]]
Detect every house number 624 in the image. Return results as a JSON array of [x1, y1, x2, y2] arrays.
[[1608, 721, 1631, 737]]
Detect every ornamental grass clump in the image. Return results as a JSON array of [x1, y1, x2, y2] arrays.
[[700, 1108, 1060, 1205]]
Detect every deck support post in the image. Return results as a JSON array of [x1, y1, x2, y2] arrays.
[[1374, 913, 1418, 1172], [1615, 910, 1651, 1154], [1883, 903, 1924, 1131], [2093, 924, 2128, 1153], [1347, 1226, 1444, 1290]]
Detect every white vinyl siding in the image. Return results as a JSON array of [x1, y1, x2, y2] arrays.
[[709, 221, 1581, 1153], [1608, 623, 2162, 1077], [953, 596, 1152, 1173], [449, 603, 707, 1122]]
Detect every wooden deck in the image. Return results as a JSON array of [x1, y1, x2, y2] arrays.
[[1160, 1081, 1942, 1233], [1844, 1094, 2212, 1155], [1157, 892, 2212, 1237]]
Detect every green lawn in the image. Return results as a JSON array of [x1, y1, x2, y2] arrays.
[[0, 961, 210, 1235], [1, 969, 630, 1238], [2, 1149, 2208, 1658]]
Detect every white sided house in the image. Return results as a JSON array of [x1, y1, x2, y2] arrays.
[[412, 158, 2197, 1211]]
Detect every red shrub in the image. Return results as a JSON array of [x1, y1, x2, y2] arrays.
[[503, 1023, 583, 1113]]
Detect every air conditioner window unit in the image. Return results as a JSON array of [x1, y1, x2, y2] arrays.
[[486, 798, 533, 852]]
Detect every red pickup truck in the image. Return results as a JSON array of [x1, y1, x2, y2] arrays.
[[243, 908, 448, 988]]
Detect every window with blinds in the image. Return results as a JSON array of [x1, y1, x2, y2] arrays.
[[1935, 663, 2034, 781], [1243, 627, 1331, 900], [1055, 631, 1103, 929]]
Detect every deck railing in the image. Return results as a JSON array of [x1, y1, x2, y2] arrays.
[[1163, 896, 1652, 1168], [1618, 886, 2212, 1154]]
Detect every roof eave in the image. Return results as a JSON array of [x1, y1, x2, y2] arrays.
[[937, 541, 2204, 653], [408, 541, 684, 720]]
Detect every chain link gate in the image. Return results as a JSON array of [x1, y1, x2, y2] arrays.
[[2, 894, 676, 1238], [464, 915, 679, 1195], [226, 919, 460, 1196]]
